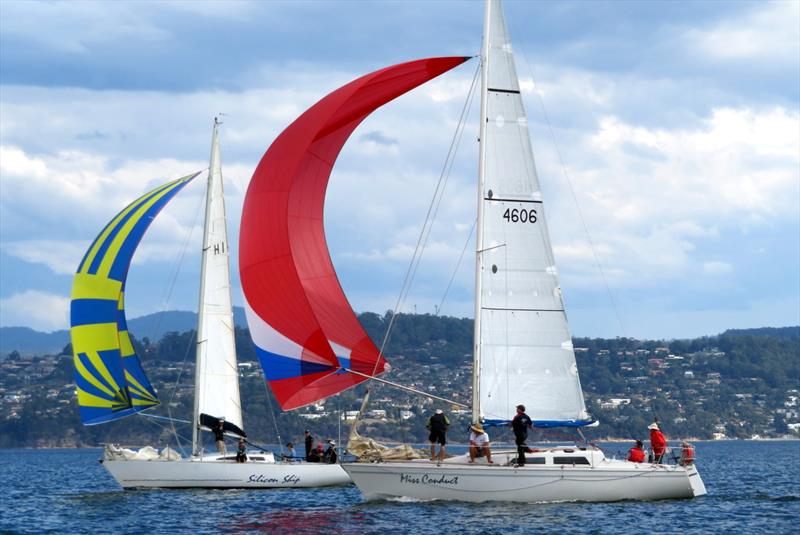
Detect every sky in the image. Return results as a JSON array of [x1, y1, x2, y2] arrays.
[[1, 0, 798, 340]]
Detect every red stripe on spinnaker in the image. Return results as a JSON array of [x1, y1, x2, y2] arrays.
[[240, 56, 471, 410]]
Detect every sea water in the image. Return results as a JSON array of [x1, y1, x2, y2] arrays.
[[1, 441, 798, 534]]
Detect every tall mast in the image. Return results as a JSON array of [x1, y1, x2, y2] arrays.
[[192, 117, 222, 456], [471, 0, 491, 423]]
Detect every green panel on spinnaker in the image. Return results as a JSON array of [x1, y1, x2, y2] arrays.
[[71, 173, 197, 425]]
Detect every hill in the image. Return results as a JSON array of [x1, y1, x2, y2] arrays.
[[0, 307, 248, 356]]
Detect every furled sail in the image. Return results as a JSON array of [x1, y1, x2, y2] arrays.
[[193, 122, 245, 438], [71, 174, 197, 425], [240, 57, 470, 410], [476, 0, 592, 427]]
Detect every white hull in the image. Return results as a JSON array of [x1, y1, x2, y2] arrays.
[[343, 450, 707, 503], [102, 454, 351, 489]]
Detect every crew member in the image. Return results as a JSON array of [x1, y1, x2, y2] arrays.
[[213, 419, 227, 456], [468, 423, 493, 464], [426, 409, 450, 462], [680, 441, 695, 466], [304, 430, 314, 461], [649, 422, 667, 463], [511, 404, 533, 466], [627, 439, 646, 463]]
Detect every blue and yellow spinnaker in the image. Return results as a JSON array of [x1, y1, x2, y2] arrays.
[[71, 173, 198, 425]]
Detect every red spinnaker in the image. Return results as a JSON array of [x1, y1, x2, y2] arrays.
[[240, 57, 470, 410]]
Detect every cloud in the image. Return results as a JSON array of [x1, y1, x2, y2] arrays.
[[1, 241, 86, 276], [682, 1, 800, 66], [0, 290, 69, 331]]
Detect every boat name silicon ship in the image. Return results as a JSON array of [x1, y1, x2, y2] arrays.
[[400, 473, 459, 486], [248, 474, 301, 485]]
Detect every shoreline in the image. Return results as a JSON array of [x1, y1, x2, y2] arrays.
[[3, 436, 798, 450]]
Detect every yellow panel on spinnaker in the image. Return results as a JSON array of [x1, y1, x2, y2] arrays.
[[71, 173, 197, 425]]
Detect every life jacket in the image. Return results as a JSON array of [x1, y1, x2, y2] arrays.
[[627, 447, 645, 463], [680, 443, 695, 465]]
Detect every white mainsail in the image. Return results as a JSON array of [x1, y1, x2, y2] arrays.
[[474, 0, 590, 425], [192, 120, 243, 449]]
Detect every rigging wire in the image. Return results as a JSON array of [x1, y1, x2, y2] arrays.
[[261, 372, 284, 455], [353, 61, 481, 431], [374, 60, 481, 371], [518, 53, 627, 337], [435, 218, 476, 317]]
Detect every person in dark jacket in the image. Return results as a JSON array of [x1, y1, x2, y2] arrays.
[[426, 409, 450, 462], [511, 404, 533, 466], [627, 439, 645, 463], [235, 439, 247, 463], [323, 440, 338, 464], [304, 430, 314, 461], [213, 420, 227, 456]]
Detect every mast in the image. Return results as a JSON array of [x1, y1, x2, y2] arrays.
[[471, 0, 491, 423], [192, 120, 218, 455]]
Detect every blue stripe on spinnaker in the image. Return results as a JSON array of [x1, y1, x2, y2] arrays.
[[254, 346, 334, 381], [70, 299, 119, 327], [80, 406, 138, 426], [85, 184, 168, 276], [334, 355, 351, 375]]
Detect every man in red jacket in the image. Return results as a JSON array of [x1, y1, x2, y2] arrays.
[[649, 422, 667, 463], [627, 439, 646, 462]]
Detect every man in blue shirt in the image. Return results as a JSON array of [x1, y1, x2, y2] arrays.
[[511, 404, 533, 466]]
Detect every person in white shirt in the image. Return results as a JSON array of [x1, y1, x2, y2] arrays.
[[468, 423, 493, 463]]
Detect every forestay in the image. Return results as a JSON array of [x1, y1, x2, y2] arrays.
[[476, 0, 591, 427]]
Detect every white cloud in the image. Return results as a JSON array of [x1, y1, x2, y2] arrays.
[[0, 290, 69, 331], [1, 241, 85, 276], [682, 1, 800, 66]]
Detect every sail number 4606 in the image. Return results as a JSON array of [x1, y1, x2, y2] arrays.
[[502, 208, 537, 223]]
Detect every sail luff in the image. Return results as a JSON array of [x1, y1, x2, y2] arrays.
[[193, 119, 243, 453], [472, 0, 492, 423]]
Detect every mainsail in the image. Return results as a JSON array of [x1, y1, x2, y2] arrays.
[[192, 121, 245, 439], [475, 0, 592, 427], [240, 57, 470, 410], [71, 174, 198, 425]]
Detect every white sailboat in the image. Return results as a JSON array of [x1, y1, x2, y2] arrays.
[[341, 0, 707, 502], [71, 119, 350, 488]]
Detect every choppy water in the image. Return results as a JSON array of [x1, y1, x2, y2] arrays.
[[2, 441, 798, 534]]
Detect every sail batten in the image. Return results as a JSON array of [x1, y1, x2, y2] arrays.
[[71, 173, 197, 425], [241, 56, 470, 411]]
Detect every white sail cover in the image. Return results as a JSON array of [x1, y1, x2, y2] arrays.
[[476, 0, 591, 426], [193, 123, 243, 433]]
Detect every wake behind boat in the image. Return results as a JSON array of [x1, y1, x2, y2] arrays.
[[71, 119, 349, 489]]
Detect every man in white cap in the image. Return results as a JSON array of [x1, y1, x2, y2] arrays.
[[648, 422, 667, 463], [426, 409, 450, 462]]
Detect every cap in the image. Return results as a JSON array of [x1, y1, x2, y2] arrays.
[[470, 423, 485, 433], [648, 423, 660, 430], [435, 409, 443, 415], [635, 439, 643, 446], [329, 440, 336, 446], [516, 404, 526, 411]]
